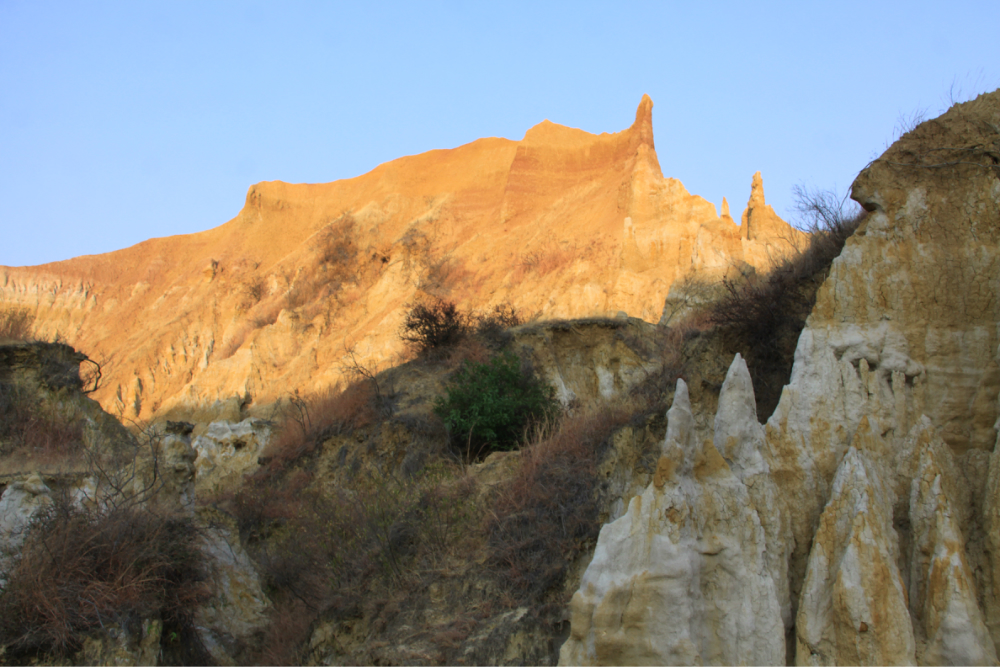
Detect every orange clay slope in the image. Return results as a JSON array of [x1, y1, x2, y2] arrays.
[[0, 95, 805, 422]]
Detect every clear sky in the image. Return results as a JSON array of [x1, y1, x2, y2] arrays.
[[1, 1, 998, 267]]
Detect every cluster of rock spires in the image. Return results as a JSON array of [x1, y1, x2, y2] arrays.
[[561, 90, 1000, 665]]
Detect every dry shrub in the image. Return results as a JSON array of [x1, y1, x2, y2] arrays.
[[518, 242, 578, 278], [0, 308, 35, 342], [708, 188, 865, 416], [398, 221, 464, 296], [487, 405, 633, 602], [418, 253, 468, 297], [236, 275, 268, 313], [257, 381, 379, 475], [237, 464, 475, 663], [0, 499, 207, 659], [473, 303, 521, 349], [255, 599, 316, 665], [0, 381, 85, 465], [400, 301, 524, 363], [314, 214, 358, 274], [400, 299, 470, 357]]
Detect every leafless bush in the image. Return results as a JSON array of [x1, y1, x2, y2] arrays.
[[400, 299, 470, 357], [487, 405, 632, 602], [473, 303, 521, 348], [0, 380, 85, 465], [238, 275, 267, 312], [0, 308, 35, 343], [236, 463, 475, 663], [0, 425, 206, 661], [339, 343, 390, 407], [893, 108, 928, 140], [312, 214, 360, 298], [398, 219, 463, 296], [314, 214, 358, 269], [0, 499, 206, 659], [256, 381, 380, 475], [707, 186, 865, 416], [255, 599, 316, 665]]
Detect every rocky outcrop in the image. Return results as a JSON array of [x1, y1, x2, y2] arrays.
[[767, 90, 999, 664], [195, 508, 271, 665], [0, 96, 804, 424], [907, 429, 995, 665], [795, 417, 915, 665], [562, 91, 1000, 665], [0, 473, 52, 578], [0, 344, 269, 665], [512, 317, 662, 406], [191, 418, 271, 497], [740, 171, 805, 267], [560, 360, 785, 666]]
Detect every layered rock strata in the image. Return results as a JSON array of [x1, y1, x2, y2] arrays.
[[562, 91, 1000, 665], [0, 96, 803, 423]]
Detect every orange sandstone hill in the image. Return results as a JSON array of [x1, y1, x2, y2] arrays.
[[0, 96, 805, 422]]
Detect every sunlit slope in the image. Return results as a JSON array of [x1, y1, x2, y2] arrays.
[[0, 95, 804, 421]]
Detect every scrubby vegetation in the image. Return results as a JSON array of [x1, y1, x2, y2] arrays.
[[487, 405, 633, 601], [400, 298, 470, 356], [257, 381, 381, 473], [400, 299, 524, 360], [0, 308, 35, 343], [0, 499, 207, 661], [706, 188, 865, 416], [0, 415, 209, 665], [226, 383, 639, 662], [232, 448, 478, 663], [434, 351, 558, 460], [0, 185, 866, 663], [209, 302, 665, 662], [0, 380, 85, 466]]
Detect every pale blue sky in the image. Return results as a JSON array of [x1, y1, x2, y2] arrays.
[[1, 1, 997, 267]]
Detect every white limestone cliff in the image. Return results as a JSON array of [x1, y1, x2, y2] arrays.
[[560, 367, 785, 666], [561, 91, 1000, 665], [795, 417, 914, 665]]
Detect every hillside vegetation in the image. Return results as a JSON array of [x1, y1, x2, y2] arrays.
[[0, 198, 858, 664]]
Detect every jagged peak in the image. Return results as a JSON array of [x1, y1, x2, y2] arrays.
[[747, 171, 766, 208], [631, 94, 655, 149]]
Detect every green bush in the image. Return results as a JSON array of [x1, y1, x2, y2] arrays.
[[433, 352, 558, 460]]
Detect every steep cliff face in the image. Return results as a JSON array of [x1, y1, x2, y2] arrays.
[[562, 91, 1000, 665], [0, 96, 802, 424], [768, 89, 999, 664]]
